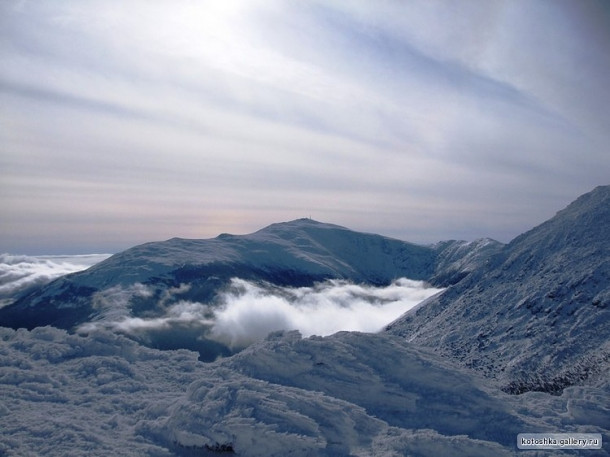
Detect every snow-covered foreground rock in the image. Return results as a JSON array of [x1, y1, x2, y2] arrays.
[[3, 326, 607, 456]]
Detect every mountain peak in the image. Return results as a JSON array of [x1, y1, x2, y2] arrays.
[[255, 218, 349, 234], [0, 218, 440, 332]]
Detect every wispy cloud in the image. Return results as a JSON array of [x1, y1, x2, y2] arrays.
[[1, 0, 608, 252]]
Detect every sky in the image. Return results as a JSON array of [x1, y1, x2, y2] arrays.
[[1, 0, 609, 254]]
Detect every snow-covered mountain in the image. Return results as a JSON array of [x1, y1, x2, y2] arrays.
[[429, 237, 503, 286], [387, 185, 610, 395], [1, 187, 609, 456], [0, 218, 500, 332]]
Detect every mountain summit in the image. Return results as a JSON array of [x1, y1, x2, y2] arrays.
[[386, 185, 610, 394], [0, 218, 499, 332]]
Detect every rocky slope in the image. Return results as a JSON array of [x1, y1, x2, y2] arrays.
[[386, 185, 610, 394]]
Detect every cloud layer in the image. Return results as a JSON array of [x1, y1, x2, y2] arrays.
[[211, 278, 442, 348], [80, 278, 443, 356], [1, 1, 609, 252], [0, 253, 111, 306]]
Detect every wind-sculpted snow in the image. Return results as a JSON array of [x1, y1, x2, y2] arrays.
[[387, 185, 610, 395], [76, 277, 442, 361], [221, 331, 525, 446], [0, 326, 201, 456], [2, 327, 606, 456]]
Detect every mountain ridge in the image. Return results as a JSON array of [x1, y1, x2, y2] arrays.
[[386, 185, 610, 394], [0, 218, 501, 332]]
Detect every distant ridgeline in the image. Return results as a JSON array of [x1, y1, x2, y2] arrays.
[[0, 218, 501, 332]]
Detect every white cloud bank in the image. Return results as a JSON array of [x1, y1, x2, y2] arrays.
[[0, 253, 111, 307], [211, 278, 442, 348], [83, 278, 443, 351]]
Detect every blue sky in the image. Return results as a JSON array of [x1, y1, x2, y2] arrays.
[[1, 0, 609, 254]]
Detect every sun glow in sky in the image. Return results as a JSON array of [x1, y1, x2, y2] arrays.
[[1, 0, 609, 254]]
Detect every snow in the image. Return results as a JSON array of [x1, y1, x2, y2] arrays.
[[0, 326, 200, 456], [2, 326, 606, 456], [221, 330, 525, 445], [429, 238, 504, 286]]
